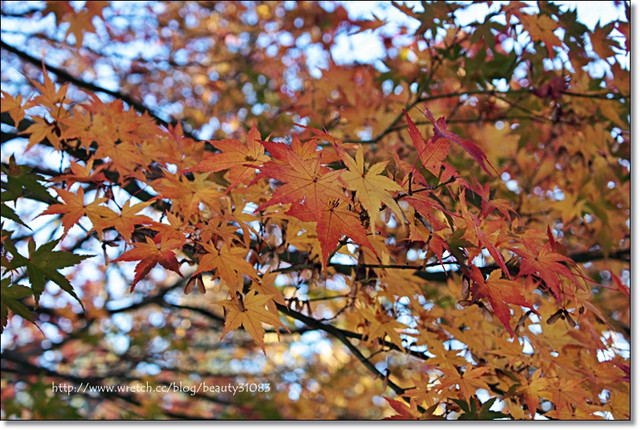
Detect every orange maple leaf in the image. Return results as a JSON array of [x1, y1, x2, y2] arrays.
[[188, 123, 270, 191], [517, 368, 545, 419], [438, 366, 492, 400], [45, 1, 107, 47], [193, 242, 257, 293], [360, 307, 407, 350], [94, 200, 157, 242], [39, 187, 111, 237], [53, 160, 108, 186], [517, 13, 563, 59], [113, 235, 184, 291], [539, 377, 591, 419], [1, 90, 33, 126], [28, 65, 70, 110], [251, 271, 287, 317], [22, 117, 60, 151]]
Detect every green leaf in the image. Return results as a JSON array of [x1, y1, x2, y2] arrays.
[[478, 397, 509, 419], [454, 396, 509, 420], [2, 237, 91, 312], [1, 155, 57, 205], [1, 202, 32, 229], [452, 398, 471, 413], [1, 277, 37, 332]]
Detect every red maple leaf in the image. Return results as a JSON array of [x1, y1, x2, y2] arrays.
[[403, 109, 450, 177], [511, 239, 579, 303], [255, 138, 345, 221], [468, 267, 539, 337], [188, 123, 270, 192], [423, 107, 496, 176], [288, 199, 375, 268], [113, 235, 184, 291]]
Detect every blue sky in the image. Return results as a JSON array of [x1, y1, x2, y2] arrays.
[[331, 1, 628, 68]]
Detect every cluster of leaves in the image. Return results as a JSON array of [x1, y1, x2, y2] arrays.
[[1, 0, 629, 420]]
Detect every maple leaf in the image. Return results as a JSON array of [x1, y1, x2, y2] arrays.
[[45, 1, 107, 47], [255, 141, 345, 222], [403, 377, 441, 410], [609, 270, 629, 298], [252, 271, 287, 317], [1, 278, 39, 333], [511, 240, 579, 303], [287, 199, 375, 268], [22, 116, 61, 151], [261, 134, 322, 162], [517, 13, 563, 59], [458, 192, 511, 278], [217, 290, 288, 353], [151, 171, 224, 219], [360, 307, 408, 350], [453, 397, 509, 420], [30, 66, 71, 110], [2, 2, 630, 420], [554, 191, 586, 224], [517, 368, 546, 419], [94, 200, 157, 242], [402, 193, 451, 238], [438, 366, 492, 400], [2, 155, 58, 205], [113, 235, 184, 291], [337, 145, 404, 230], [53, 160, 108, 186], [3, 237, 90, 310], [539, 377, 591, 419], [383, 396, 421, 420], [468, 268, 539, 338], [1, 91, 32, 126], [193, 242, 257, 293], [423, 107, 496, 177], [39, 187, 112, 238], [188, 123, 270, 191], [403, 109, 450, 177], [468, 178, 516, 221]]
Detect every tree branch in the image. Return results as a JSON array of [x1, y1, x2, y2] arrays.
[[275, 247, 630, 283], [341, 88, 627, 145], [275, 303, 426, 413], [0, 39, 197, 141]]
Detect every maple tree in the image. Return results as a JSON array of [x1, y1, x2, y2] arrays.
[[0, 0, 630, 421]]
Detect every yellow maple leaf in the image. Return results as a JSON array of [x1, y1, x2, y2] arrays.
[[360, 307, 408, 350], [338, 146, 404, 231], [217, 290, 289, 353], [517, 368, 546, 418], [438, 365, 492, 400]]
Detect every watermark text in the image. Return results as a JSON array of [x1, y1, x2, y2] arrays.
[[51, 381, 271, 396]]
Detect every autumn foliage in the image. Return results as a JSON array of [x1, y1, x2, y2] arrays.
[[1, 1, 630, 420]]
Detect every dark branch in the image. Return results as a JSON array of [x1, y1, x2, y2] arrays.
[[276, 303, 426, 413]]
